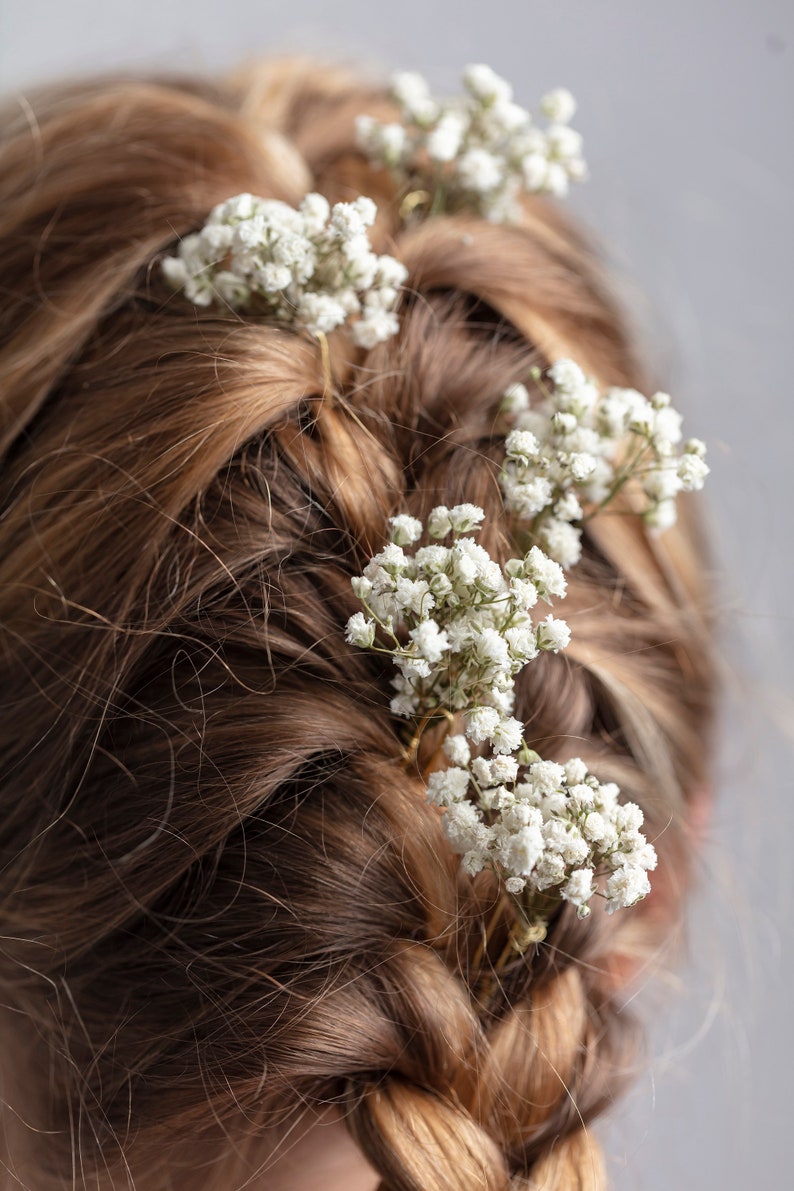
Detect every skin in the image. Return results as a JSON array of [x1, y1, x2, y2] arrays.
[[0, 1011, 379, 1191], [252, 1113, 380, 1191]]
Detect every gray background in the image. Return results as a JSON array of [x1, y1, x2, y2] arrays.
[[1, 0, 791, 1186]]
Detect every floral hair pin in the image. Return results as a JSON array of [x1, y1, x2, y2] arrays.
[[357, 64, 586, 223], [499, 359, 710, 568], [345, 366, 708, 945], [162, 192, 407, 346]]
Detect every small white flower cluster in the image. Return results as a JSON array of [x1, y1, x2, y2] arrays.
[[345, 506, 657, 922], [499, 359, 710, 566], [430, 749, 657, 916], [161, 192, 408, 347], [356, 65, 586, 223], [345, 505, 570, 723]]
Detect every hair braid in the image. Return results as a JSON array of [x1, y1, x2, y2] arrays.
[[0, 60, 713, 1189]]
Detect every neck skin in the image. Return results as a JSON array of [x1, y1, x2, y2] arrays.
[[246, 1113, 380, 1191], [0, 1061, 380, 1191], [171, 1112, 381, 1191]]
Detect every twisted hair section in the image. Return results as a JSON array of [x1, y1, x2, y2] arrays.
[[0, 61, 712, 1189]]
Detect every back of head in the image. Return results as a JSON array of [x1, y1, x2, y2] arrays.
[[0, 60, 712, 1190]]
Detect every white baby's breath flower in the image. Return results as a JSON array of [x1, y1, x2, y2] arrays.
[[297, 292, 348, 336], [389, 514, 424, 546], [536, 615, 571, 653], [505, 475, 554, 517], [350, 575, 373, 601], [505, 429, 540, 460], [456, 147, 503, 194], [677, 452, 710, 490], [540, 87, 577, 125], [526, 759, 565, 795], [410, 619, 450, 662], [582, 811, 608, 844], [525, 547, 567, 599], [563, 758, 588, 785], [636, 842, 658, 872], [426, 766, 471, 807], [491, 715, 524, 755], [352, 308, 400, 349], [605, 862, 651, 912], [395, 576, 433, 617], [538, 519, 582, 569], [548, 358, 586, 392], [644, 499, 678, 533], [368, 120, 408, 165], [345, 612, 376, 648], [448, 503, 486, 534], [466, 705, 501, 744], [643, 466, 683, 503], [547, 123, 583, 159], [370, 541, 407, 573], [502, 823, 545, 876], [501, 382, 531, 415], [521, 153, 550, 191], [444, 801, 489, 855], [512, 628, 542, 668], [463, 63, 513, 105], [490, 755, 519, 784], [463, 850, 488, 876], [427, 506, 453, 538], [426, 111, 468, 163], [567, 452, 596, 481], [562, 868, 593, 913], [444, 735, 471, 767], [391, 71, 439, 123]]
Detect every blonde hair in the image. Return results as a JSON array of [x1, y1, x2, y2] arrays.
[[0, 60, 713, 1189]]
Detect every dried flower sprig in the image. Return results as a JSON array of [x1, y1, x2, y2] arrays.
[[162, 192, 407, 346], [500, 359, 710, 567], [346, 506, 656, 933], [431, 744, 657, 919], [356, 64, 586, 223], [345, 504, 570, 725]]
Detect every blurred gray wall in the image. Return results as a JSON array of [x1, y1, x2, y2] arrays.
[[1, 1, 791, 1186]]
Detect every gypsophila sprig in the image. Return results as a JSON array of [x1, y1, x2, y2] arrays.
[[499, 360, 710, 566], [346, 505, 657, 932], [161, 192, 408, 346], [431, 749, 657, 918], [356, 65, 586, 223], [346, 506, 570, 724]]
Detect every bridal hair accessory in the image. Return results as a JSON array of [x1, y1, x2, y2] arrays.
[[162, 192, 407, 346], [499, 360, 710, 568], [356, 64, 586, 223], [346, 365, 708, 942], [346, 509, 657, 937]]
